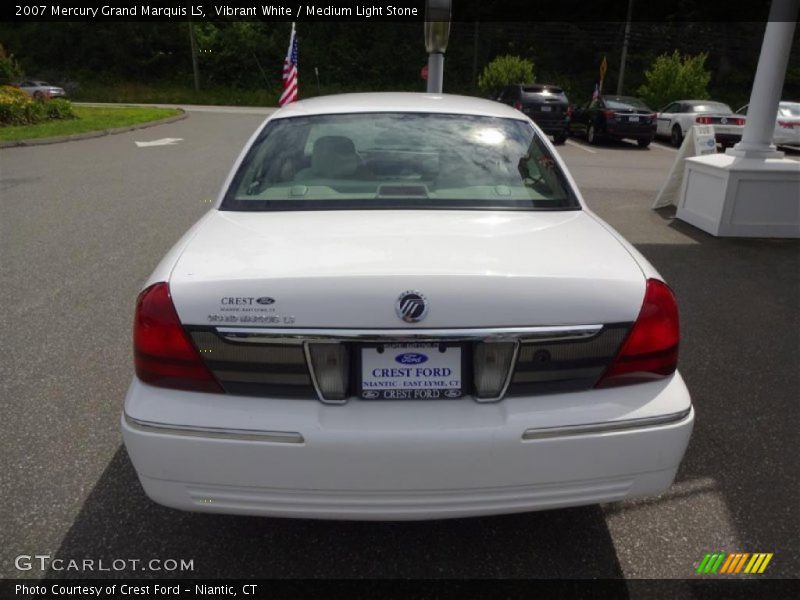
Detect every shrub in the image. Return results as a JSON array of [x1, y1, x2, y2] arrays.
[[637, 51, 711, 110], [478, 55, 535, 97], [45, 98, 75, 119], [0, 84, 75, 125]]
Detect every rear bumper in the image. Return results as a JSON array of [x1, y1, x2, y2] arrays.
[[605, 124, 655, 139], [122, 374, 693, 520], [774, 129, 800, 146], [714, 132, 743, 145]]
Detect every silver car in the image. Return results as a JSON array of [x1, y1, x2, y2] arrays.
[[16, 80, 67, 100]]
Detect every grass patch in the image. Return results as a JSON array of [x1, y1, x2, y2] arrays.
[[0, 105, 182, 142]]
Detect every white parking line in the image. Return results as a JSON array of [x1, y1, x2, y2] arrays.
[[651, 142, 679, 153], [565, 140, 597, 154]]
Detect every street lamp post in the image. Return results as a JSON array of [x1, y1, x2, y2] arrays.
[[424, 0, 451, 94]]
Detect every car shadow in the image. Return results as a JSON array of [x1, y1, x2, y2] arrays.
[[46, 446, 627, 580], [631, 233, 800, 578]]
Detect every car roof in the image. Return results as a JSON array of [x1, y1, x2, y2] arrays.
[[680, 100, 729, 105], [273, 92, 528, 120], [604, 95, 644, 102], [520, 84, 565, 93]]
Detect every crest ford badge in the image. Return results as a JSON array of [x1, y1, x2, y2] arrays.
[[396, 290, 429, 323]]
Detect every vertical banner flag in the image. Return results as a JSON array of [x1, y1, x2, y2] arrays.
[[279, 22, 298, 107], [599, 55, 608, 93]]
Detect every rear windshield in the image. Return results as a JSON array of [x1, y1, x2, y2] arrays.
[[687, 102, 732, 114], [522, 85, 564, 95], [222, 112, 579, 212], [604, 97, 649, 110]]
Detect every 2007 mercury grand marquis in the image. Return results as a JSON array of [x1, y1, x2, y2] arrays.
[[122, 93, 693, 520]]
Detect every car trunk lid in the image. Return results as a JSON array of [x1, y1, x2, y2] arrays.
[[168, 209, 645, 329]]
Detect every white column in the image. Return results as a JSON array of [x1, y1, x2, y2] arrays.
[[728, 0, 799, 158], [426, 53, 445, 94], [675, 0, 800, 238]]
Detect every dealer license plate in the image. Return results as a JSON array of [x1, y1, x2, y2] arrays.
[[540, 105, 552, 112], [360, 343, 463, 400], [629, 115, 639, 122]]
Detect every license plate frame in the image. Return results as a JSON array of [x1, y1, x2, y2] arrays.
[[357, 342, 468, 400]]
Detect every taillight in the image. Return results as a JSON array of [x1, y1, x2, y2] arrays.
[[595, 279, 679, 388], [695, 116, 712, 124], [778, 120, 793, 128], [734, 117, 746, 126], [133, 282, 223, 393], [513, 101, 523, 111], [567, 105, 573, 118], [603, 110, 616, 119], [648, 113, 656, 122]]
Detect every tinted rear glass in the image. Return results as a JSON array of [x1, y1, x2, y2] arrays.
[[222, 112, 579, 212], [604, 97, 650, 110], [522, 86, 564, 95]]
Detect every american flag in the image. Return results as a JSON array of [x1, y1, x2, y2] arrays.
[[279, 23, 298, 107]]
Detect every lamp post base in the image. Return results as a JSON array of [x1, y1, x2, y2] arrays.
[[676, 153, 800, 238]]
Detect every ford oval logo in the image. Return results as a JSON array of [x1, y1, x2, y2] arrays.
[[256, 297, 275, 305], [395, 353, 428, 365]]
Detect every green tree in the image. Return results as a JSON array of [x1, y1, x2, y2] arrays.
[[637, 51, 711, 110], [478, 55, 534, 97], [0, 43, 22, 85]]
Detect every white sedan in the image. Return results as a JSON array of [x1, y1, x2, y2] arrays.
[[656, 99, 745, 147], [737, 101, 800, 147], [122, 93, 693, 520]]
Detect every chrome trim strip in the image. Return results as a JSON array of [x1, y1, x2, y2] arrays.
[[217, 324, 603, 344], [124, 415, 305, 444], [521, 407, 692, 441], [215, 325, 603, 404]]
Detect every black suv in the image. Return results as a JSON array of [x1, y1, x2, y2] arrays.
[[496, 84, 570, 145]]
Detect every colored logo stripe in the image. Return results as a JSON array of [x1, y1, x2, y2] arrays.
[[698, 552, 773, 574]]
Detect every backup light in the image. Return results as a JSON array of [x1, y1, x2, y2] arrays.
[[307, 343, 349, 401], [474, 341, 516, 400]]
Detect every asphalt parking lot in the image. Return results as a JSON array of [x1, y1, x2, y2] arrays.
[[1, 107, 797, 582]]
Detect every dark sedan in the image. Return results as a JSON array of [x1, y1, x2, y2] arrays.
[[569, 95, 656, 147], [496, 84, 570, 145]]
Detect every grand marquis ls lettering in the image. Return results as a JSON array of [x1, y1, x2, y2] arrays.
[[122, 93, 693, 519]]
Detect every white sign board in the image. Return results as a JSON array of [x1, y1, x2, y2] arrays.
[[693, 125, 717, 156], [653, 125, 718, 209]]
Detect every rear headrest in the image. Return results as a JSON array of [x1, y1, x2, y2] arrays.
[[311, 136, 359, 178]]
